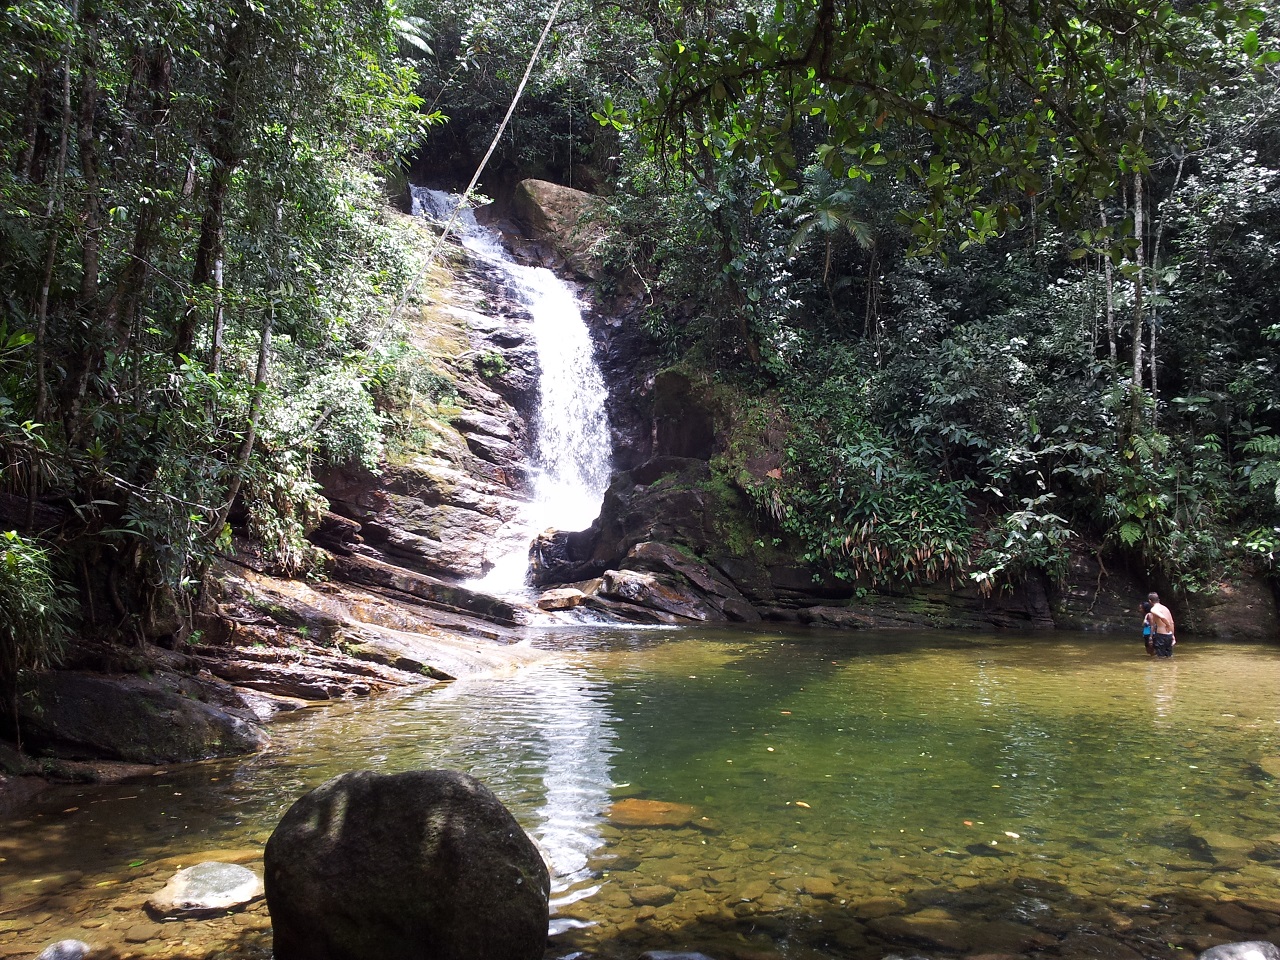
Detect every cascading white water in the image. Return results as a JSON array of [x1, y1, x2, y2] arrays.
[[412, 187, 612, 595]]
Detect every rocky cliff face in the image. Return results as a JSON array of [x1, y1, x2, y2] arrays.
[[315, 249, 541, 582]]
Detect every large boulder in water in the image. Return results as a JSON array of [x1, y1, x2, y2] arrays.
[[264, 769, 549, 960]]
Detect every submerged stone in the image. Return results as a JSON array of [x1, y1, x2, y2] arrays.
[[607, 798, 699, 828], [147, 862, 264, 918], [628, 885, 677, 907], [35, 942, 94, 960]]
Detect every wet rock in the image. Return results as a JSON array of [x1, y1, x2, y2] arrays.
[[123, 922, 165, 944], [331, 553, 524, 626], [530, 457, 727, 587], [146, 862, 264, 918], [801, 877, 837, 898], [629, 885, 677, 907], [970, 919, 1058, 952], [265, 769, 549, 960], [16, 671, 267, 764], [537, 587, 586, 611], [867, 912, 971, 951], [853, 896, 908, 919], [530, 526, 609, 586], [1250, 840, 1280, 862], [311, 511, 363, 553], [607, 798, 700, 828], [451, 410, 515, 442], [638, 953, 720, 960], [463, 431, 523, 468], [651, 369, 719, 460], [1055, 932, 1145, 959], [580, 593, 690, 624], [35, 942, 94, 960], [1200, 943, 1280, 960], [622, 542, 761, 622], [204, 653, 406, 700], [510, 179, 607, 280], [1210, 903, 1268, 934], [664, 873, 700, 891], [314, 281, 537, 580], [1257, 758, 1280, 780], [1199, 830, 1256, 864], [1183, 575, 1280, 641], [734, 881, 771, 902], [598, 569, 715, 621]]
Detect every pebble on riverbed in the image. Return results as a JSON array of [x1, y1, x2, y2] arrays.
[[145, 861, 264, 919]]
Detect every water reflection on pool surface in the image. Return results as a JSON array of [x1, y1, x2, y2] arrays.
[[3, 627, 1280, 959]]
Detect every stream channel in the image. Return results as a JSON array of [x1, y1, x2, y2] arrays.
[[4, 628, 1280, 960]]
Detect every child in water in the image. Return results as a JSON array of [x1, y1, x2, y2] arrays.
[[1141, 601, 1154, 655]]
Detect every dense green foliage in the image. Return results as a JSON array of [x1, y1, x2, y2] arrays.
[[603, 0, 1280, 595], [404, 0, 1280, 596], [0, 530, 74, 743], [1, 0, 430, 645], [3, 0, 1278, 661]]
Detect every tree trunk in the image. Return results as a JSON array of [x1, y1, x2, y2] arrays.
[[1148, 151, 1186, 431], [1100, 203, 1116, 364], [1129, 169, 1145, 436], [77, 8, 101, 307], [177, 163, 231, 362], [207, 305, 273, 538], [34, 1, 78, 423], [209, 246, 226, 374]]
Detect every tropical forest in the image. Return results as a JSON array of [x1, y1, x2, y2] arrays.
[[1, 0, 1280, 957]]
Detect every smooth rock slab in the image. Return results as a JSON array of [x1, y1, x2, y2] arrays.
[[147, 861, 264, 918], [607, 798, 699, 828], [628, 885, 677, 907]]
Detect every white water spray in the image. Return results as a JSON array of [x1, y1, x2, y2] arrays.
[[412, 187, 612, 594]]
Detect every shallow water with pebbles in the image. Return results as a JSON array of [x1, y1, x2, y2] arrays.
[[3, 627, 1280, 960]]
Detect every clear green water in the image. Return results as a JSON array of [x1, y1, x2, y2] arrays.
[[4, 627, 1280, 959]]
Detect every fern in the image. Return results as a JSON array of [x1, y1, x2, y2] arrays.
[[1119, 521, 1145, 546], [1242, 434, 1280, 504]]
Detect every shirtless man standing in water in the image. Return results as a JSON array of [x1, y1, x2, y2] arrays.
[[1148, 592, 1176, 658]]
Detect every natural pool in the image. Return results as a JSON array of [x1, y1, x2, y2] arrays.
[[3, 627, 1280, 960]]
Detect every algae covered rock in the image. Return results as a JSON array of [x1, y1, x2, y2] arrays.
[[264, 768, 549, 960]]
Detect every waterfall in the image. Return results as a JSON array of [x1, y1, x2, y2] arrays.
[[411, 187, 612, 595]]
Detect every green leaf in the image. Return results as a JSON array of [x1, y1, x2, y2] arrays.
[[1119, 522, 1144, 546]]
